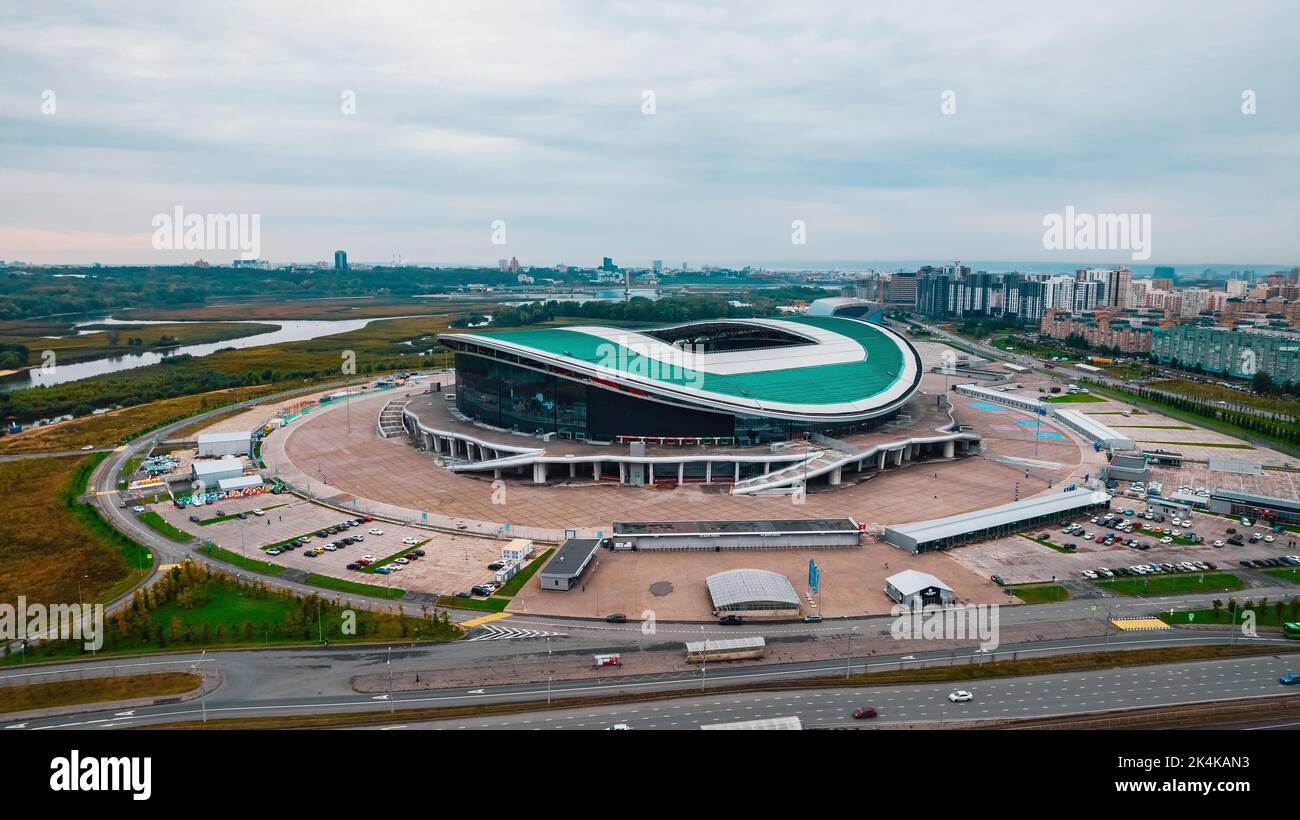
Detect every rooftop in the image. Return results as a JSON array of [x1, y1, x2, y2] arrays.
[[614, 518, 859, 536], [886, 569, 953, 596], [539, 538, 604, 580], [439, 316, 920, 417], [705, 568, 801, 611], [885, 488, 1113, 545]]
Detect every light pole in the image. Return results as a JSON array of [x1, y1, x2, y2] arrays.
[[387, 645, 394, 713], [845, 625, 858, 679], [546, 635, 553, 708], [192, 650, 207, 724], [700, 625, 707, 691]]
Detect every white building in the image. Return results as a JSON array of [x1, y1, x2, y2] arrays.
[[192, 456, 245, 489], [197, 430, 253, 458], [884, 570, 955, 608]]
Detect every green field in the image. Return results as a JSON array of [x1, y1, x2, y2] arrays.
[[1262, 567, 1300, 585], [1043, 392, 1106, 403], [360, 539, 430, 573], [305, 574, 406, 599], [199, 542, 285, 575], [438, 595, 509, 612], [1096, 572, 1243, 596], [136, 511, 193, 543], [1159, 599, 1300, 627], [1006, 583, 1070, 604], [2, 566, 458, 664], [1019, 534, 1074, 553]]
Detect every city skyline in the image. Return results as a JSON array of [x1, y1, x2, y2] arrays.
[[2, 1, 1299, 266]]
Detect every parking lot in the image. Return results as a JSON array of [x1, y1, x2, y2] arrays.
[[950, 497, 1300, 587], [152, 492, 513, 596]]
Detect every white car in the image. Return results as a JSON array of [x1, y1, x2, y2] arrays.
[[1081, 570, 1098, 579], [80, 444, 94, 451], [1264, 534, 1275, 543], [401, 537, 420, 545], [606, 724, 631, 731], [1171, 530, 1182, 537], [389, 563, 404, 571], [948, 690, 973, 703], [252, 508, 265, 516], [394, 557, 409, 565], [266, 548, 281, 556], [368, 528, 384, 535], [361, 554, 377, 562], [1084, 532, 1095, 540], [1214, 540, 1225, 547], [323, 544, 337, 551], [1160, 537, 1173, 544]]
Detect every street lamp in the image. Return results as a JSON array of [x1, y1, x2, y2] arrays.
[[192, 650, 207, 724], [387, 645, 394, 713], [700, 625, 707, 691], [845, 625, 858, 679]]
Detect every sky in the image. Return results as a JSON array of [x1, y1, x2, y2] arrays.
[[1, 1, 1298, 268]]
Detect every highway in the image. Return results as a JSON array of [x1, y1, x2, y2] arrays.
[[5, 629, 1296, 730]]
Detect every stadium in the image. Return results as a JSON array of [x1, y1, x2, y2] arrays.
[[437, 316, 923, 441], [393, 315, 981, 494]]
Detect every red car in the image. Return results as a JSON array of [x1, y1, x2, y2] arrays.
[[852, 707, 878, 720]]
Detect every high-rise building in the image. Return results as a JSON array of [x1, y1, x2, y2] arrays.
[[601, 256, 617, 272], [334, 250, 348, 270], [1073, 280, 1104, 311], [885, 270, 918, 305]]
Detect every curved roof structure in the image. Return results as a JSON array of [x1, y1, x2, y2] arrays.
[[438, 316, 921, 422], [706, 568, 801, 612]]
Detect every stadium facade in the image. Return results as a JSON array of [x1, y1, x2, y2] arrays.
[[438, 316, 921, 441], [400, 316, 981, 493]]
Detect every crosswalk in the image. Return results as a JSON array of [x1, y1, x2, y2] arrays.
[[467, 624, 565, 641], [1110, 618, 1171, 631]]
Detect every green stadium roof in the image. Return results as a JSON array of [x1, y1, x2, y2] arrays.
[[439, 316, 921, 420]]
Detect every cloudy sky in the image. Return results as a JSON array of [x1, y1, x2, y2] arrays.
[[1, 1, 1297, 268]]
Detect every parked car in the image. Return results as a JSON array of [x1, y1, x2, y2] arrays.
[[605, 613, 628, 624], [252, 508, 265, 516], [802, 614, 823, 623], [719, 615, 744, 625], [266, 548, 281, 556], [368, 528, 384, 535]]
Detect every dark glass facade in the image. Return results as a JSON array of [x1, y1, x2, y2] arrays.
[[454, 353, 899, 443]]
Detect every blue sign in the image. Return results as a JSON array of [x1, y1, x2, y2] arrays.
[[421, 511, 427, 521], [808, 559, 820, 593]]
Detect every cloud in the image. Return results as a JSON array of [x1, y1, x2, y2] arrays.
[[0, 0, 1297, 265]]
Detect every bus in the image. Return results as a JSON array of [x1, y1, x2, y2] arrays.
[[1283, 622, 1300, 639]]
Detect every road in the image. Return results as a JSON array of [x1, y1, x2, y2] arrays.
[[5, 625, 1296, 730], [8, 634, 1296, 730]]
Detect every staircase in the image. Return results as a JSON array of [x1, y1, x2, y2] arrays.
[[377, 399, 410, 438]]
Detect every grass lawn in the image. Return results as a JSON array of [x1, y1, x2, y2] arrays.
[[1097, 572, 1244, 596], [1146, 441, 1254, 449], [493, 548, 554, 598], [0, 383, 291, 455], [360, 539, 430, 573], [1263, 567, 1300, 585], [1134, 526, 1196, 545], [199, 542, 284, 575], [0, 672, 201, 713], [0, 453, 150, 606], [1018, 534, 1075, 554], [1158, 603, 1300, 627], [1006, 583, 1070, 604], [137, 511, 193, 543], [438, 595, 509, 612], [1043, 392, 1106, 403], [305, 573, 405, 599], [3, 568, 459, 665]]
